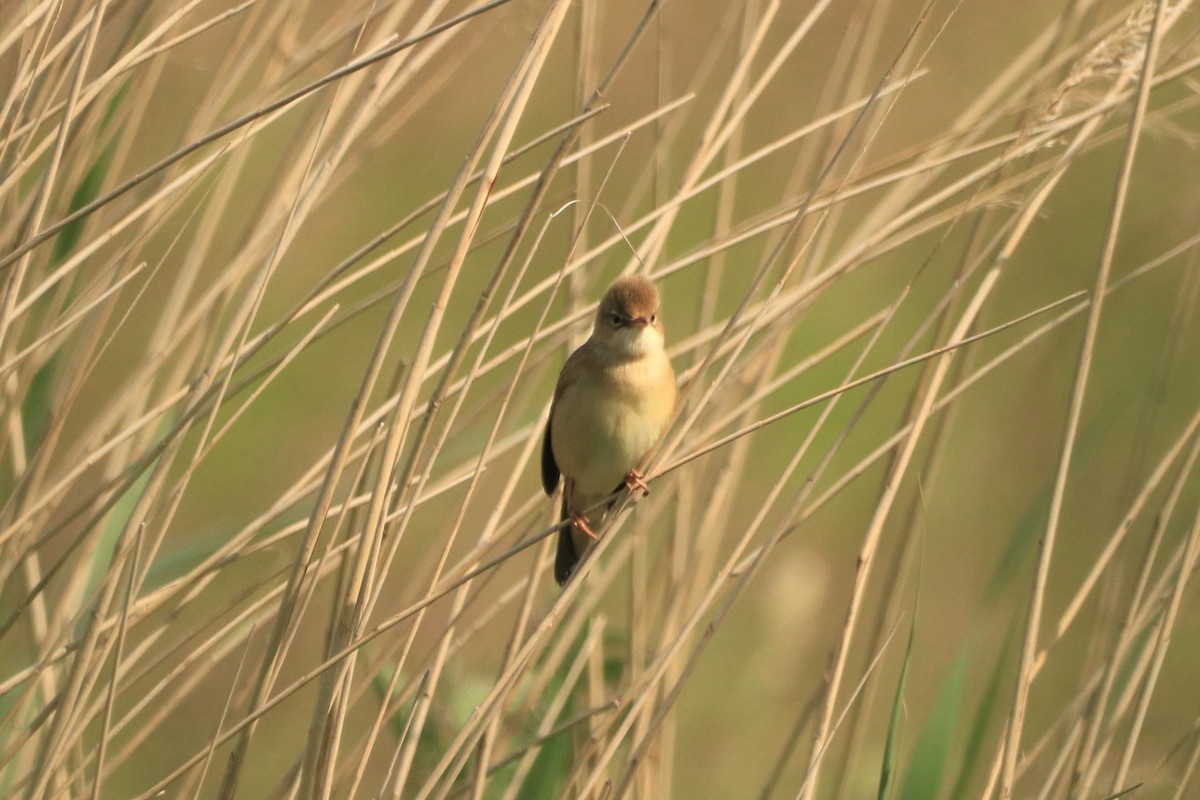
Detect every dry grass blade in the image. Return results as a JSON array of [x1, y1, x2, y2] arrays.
[[1000, 2, 1174, 796], [0, 0, 517, 273]]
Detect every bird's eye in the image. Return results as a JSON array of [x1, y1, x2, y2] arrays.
[[610, 313, 623, 327], [650, 313, 658, 324]]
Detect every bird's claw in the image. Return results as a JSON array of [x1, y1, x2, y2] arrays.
[[624, 469, 650, 497], [570, 513, 598, 539]]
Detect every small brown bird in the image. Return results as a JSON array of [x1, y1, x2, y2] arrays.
[[541, 275, 676, 585]]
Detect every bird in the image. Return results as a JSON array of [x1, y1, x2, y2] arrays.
[[541, 274, 677, 586]]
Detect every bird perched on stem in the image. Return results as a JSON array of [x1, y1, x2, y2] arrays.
[[541, 274, 676, 586]]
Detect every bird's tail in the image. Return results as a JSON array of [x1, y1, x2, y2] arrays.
[[554, 481, 631, 586], [554, 493, 579, 586]]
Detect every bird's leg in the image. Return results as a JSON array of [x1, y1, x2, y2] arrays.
[[623, 468, 650, 497], [564, 478, 598, 539]]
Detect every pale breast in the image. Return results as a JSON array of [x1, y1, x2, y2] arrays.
[[551, 351, 675, 506]]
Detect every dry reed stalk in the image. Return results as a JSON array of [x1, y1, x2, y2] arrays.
[[999, 2, 1174, 796]]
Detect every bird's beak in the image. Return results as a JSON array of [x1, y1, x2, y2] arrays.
[[629, 317, 649, 329]]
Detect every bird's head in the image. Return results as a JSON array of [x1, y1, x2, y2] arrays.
[[592, 275, 664, 357]]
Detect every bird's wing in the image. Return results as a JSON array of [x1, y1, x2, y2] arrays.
[[540, 415, 560, 495], [541, 343, 589, 496]]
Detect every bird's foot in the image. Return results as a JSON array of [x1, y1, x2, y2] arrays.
[[624, 469, 650, 497], [570, 512, 598, 540]]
